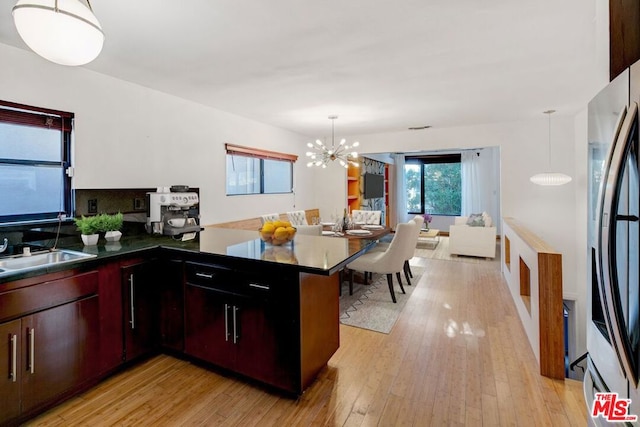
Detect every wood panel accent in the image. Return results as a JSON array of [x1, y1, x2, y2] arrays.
[[299, 271, 339, 389], [503, 217, 564, 380], [610, 0, 640, 81], [347, 163, 360, 212], [207, 208, 320, 230], [225, 143, 298, 162], [519, 256, 531, 314], [27, 257, 586, 426], [505, 235, 511, 271]]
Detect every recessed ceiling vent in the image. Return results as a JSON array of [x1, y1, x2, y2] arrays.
[[408, 125, 432, 130]]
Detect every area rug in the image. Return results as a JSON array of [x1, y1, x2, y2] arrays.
[[339, 266, 424, 334], [414, 236, 500, 266]]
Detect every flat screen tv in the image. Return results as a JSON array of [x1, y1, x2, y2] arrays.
[[364, 173, 384, 199]]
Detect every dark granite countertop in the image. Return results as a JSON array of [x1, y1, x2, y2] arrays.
[[0, 227, 377, 284]]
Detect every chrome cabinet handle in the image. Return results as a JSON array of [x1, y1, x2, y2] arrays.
[[249, 283, 269, 290], [28, 328, 35, 374], [196, 272, 214, 279], [10, 334, 17, 382], [129, 274, 135, 330], [233, 306, 239, 344], [224, 303, 230, 342]]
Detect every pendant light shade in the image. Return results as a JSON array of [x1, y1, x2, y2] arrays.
[[12, 0, 104, 66], [530, 110, 572, 186], [529, 172, 572, 186]]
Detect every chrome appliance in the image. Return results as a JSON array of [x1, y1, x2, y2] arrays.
[[145, 186, 202, 237], [585, 59, 640, 425]]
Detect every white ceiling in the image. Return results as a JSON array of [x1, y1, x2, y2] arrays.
[[0, 0, 604, 137]]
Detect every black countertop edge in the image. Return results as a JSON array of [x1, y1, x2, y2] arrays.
[[0, 235, 378, 284]]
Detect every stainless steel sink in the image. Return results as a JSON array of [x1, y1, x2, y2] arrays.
[[0, 249, 96, 275]]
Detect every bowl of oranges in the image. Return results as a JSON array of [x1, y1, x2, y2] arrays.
[[259, 220, 296, 245]]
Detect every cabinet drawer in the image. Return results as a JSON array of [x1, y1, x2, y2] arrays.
[[185, 262, 273, 296], [0, 270, 98, 322]]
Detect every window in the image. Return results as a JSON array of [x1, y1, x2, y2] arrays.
[[405, 154, 461, 216], [0, 100, 73, 224], [225, 144, 297, 195]]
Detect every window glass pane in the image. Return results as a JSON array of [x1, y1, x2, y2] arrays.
[[423, 162, 461, 215], [0, 165, 65, 216], [226, 155, 260, 195], [0, 122, 61, 161], [263, 159, 292, 193], [405, 164, 422, 212]]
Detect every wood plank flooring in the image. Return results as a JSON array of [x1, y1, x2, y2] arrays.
[[26, 256, 587, 426]]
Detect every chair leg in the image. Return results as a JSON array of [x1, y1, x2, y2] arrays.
[[348, 269, 354, 295], [406, 260, 414, 278], [403, 263, 412, 286], [396, 272, 406, 294], [386, 274, 397, 303], [363, 271, 369, 286]]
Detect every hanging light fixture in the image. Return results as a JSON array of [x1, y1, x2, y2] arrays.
[[12, 0, 104, 66], [530, 110, 572, 186], [306, 116, 360, 169]]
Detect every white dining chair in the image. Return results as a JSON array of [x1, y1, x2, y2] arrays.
[[351, 209, 382, 225], [286, 210, 308, 225], [295, 225, 322, 236], [346, 222, 414, 303], [260, 213, 280, 225], [369, 215, 423, 285]]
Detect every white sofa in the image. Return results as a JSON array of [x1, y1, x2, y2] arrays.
[[448, 213, 497, 258]]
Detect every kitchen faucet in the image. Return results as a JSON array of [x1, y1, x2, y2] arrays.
[[0, 238, 7, 254]]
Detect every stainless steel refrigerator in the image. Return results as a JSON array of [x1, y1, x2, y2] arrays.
[[585, 59, 640, 426]]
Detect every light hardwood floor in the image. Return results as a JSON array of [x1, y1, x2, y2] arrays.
[[27, 256, 587, 426]]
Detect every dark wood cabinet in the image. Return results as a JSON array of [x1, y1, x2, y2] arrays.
[[0, 270, 99, 426], [184, 262, 298, 392], [0, 319, 21, 425], [21, 295, 99, 414], [158, 259, 184, 352], [121, 260, 158, 361]]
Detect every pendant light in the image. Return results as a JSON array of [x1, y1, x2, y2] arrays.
[[306, 116, 360, 169], [12, 0, 104, 66], [530, 110, 572, 186]]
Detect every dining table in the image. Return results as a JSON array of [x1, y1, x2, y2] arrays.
[[320, 223, 391, 240]]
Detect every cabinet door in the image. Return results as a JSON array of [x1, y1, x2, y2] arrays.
[[159, 259, 184, 351], [233, 296, 283, 386], [0, 319, 21, 425], [184, 284, 235, 369], [21, 295, 100, 414], [98, 261, 124, 373], [122, 262, 158, 361]]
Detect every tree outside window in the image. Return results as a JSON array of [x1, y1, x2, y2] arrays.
[[405, 154, 461, 216]]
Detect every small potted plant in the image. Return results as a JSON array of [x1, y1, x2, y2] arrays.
[[99, 212, 124, 242], [75, 215, 100, 246]]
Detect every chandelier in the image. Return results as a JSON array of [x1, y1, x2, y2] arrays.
[[12, 0, 104, 66], [306, 116, 359, 169], [530, 110, 572, 186]]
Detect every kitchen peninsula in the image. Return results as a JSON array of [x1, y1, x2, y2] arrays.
[[0, 227, 375, 426]]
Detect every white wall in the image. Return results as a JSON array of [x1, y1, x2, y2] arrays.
[[321, 117, 585, 355], [0, 43, 314, 225]]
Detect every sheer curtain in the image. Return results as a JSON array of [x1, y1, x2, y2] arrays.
[[391, 153, 410, 226], [461, 150, 481, 215]]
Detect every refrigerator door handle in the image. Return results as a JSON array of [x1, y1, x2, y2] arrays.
[[597, 101, 639, 386]]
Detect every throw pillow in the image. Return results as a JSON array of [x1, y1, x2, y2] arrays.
[[466, 213, 485, 227]]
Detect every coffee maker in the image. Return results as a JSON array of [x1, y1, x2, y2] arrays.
[[145, 186, 202, 237]]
